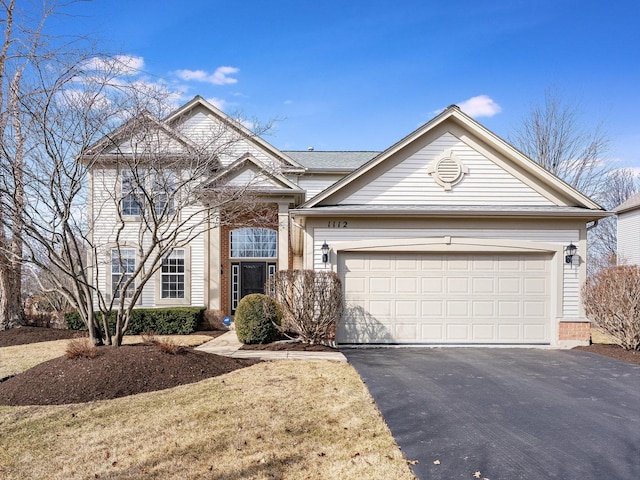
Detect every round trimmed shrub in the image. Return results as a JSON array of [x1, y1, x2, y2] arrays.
[[234, 294, 282, 344]]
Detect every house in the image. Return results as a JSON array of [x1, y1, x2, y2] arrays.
[[614, 192, 640, 265], [87, 96, 608, 347]]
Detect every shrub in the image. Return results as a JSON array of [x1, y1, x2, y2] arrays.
[[234, 294, 282, 344], [582, 265, 640, 351], [269, 270, 343, 344], [154, 337, 185, 355], [65, 338, 97, 359], [65, 307, 205, 336]]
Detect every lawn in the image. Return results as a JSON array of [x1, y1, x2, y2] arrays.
[[0, 338, 415, 479]]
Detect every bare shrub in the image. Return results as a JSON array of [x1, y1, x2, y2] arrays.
[[154, 337, 185, 355], [65, 338, 98, 359], [140, 330, 157, 345], [582, 265, 640, 351], [269, 270, 343, 344]]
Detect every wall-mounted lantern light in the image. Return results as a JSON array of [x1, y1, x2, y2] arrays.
[[565, 242, 577, 265], [321, 241, 330, 264]]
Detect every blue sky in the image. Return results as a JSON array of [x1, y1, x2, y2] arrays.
[[45, 0, 640, 168]]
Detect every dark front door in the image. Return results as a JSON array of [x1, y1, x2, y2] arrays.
[[240, 262, 267, 298]]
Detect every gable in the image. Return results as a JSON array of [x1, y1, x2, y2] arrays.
[[340, 131, 556, 206], [166, 97, 304, 172], [304, 106, 603, 212]]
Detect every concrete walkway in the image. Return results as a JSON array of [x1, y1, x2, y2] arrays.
[[195, 331, 347, 362]]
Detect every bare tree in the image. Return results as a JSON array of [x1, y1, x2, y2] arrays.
[[510, 88, 639, 272], [0, 0, 68, 330], [510, 88, 610, 198]]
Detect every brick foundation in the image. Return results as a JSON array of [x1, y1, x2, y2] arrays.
[[558, 321, 591, 342]]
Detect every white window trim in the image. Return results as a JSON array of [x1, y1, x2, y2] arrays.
[[155, 246, 191, 306], [105, 246, 141, 305]]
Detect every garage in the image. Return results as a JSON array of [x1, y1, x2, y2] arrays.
[[337, 252, 552, 345]]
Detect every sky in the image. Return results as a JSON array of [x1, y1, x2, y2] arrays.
[[39, 0, 640, 168]]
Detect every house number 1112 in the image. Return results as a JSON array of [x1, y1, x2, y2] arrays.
[[328, 220, 348, 228]]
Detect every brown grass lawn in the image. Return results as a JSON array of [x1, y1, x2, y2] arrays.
[[0, 340, 415, 480]]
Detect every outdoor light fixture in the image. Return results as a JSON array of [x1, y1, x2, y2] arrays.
[[565, 242, 577, 265], [321, 241, 330, 264]]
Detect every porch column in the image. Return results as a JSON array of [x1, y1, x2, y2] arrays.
[[207, 209, 221, 310], [278, 202, 289, 271]]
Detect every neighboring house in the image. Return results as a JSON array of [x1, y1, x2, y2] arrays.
[[614, 192, 640, 265], [88, 96, 608, 346]]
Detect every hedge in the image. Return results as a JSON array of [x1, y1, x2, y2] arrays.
[[65, 307, 205, 336]]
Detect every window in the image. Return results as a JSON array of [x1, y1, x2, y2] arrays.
[[230, 228, 277, 258], [152, 172, 175, 217], [161, 250, 185, 299], [121, 171, 144, 216], [112, 249, 136, 299]]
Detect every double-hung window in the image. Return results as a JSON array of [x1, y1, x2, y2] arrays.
[[152, 172, 175, 218], [111, 249, 136, 299], [160, 249, 185, 299], [120, 170, 144, 216]]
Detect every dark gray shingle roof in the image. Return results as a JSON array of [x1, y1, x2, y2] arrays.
[[283, 151, 379, 171]]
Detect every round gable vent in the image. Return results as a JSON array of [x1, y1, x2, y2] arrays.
[[427, 150, 468, 191]]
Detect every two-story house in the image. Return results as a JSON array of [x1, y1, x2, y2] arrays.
[[87, 96, 607, 346]]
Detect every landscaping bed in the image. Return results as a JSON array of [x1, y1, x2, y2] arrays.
[[574, 343, 640, 365]]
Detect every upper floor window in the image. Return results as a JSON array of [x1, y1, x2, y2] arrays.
[[112, 248, 136, 299], [121, 171, 144, 216], [152, 172, 175, 217], [120, 169, 176, 218], [230, 228, 277, 258]]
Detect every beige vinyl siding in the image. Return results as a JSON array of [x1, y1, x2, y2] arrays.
[[179, 109, 279, 168], [343, 133, 555, 206], [298, 174, 347, 201], [617, 210, 640, 265], [90, 166, 207, 308], [312, 227, 580, 319]]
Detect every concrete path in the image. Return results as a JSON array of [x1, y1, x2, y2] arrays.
[[344, 347, 640, 480], [195, 331, 346, 362]]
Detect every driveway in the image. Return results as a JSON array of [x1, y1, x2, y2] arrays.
[[343, 348, 640, 480]]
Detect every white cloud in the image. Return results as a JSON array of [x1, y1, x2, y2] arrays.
[[206, 97, 227, 110], [174, 66, 239, 85], [457, 95, 502, 118], [83, 55, 144, 76]]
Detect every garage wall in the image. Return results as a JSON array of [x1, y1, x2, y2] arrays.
[[309, 225, 581, 319]]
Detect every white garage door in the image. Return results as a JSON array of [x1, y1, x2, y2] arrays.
[[337, 252, 551, 345]]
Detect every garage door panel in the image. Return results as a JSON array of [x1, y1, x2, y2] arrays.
[[447, 277, 470, 293], [421, 300, 443, 316], [395, 277, 418, 293], [422, 277, 444, 293], [339, 252, 552, 344]]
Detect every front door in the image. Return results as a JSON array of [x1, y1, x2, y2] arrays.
[[231, 261, 276, 313], [240, 262, 266, 298]]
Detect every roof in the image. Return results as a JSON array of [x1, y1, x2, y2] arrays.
[[283, 151, 379, 172], [614, 192, 640, 214], [299, 105, 605, 212], [291, 204, 612, 219]]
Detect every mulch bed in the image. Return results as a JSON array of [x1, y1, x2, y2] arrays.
[[240, 341, 336, 352], [0, 326, 83, 347], [0, 344, 259, 406], [0, 326, 251, 406], [573, 343, 640, 365]]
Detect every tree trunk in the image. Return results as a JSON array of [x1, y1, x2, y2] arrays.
[[0, 265, 24, 330]]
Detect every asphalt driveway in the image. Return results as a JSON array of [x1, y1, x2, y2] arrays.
[[344, 348, 640, 480]]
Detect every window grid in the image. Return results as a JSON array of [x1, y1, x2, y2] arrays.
[[231, 264, 240, 311], [121, 171, 144, 216], [230, 228, 277, 258], [161, 250, 185, 299], [112, 249, 136, 299]]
